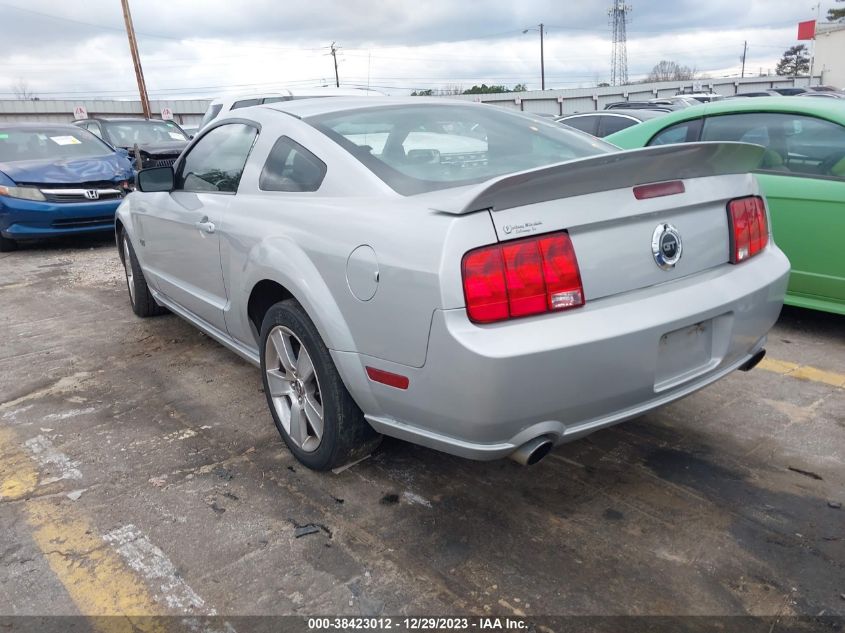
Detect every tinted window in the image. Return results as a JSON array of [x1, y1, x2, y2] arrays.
[[262, 97, 288, 104], [102, 120, 188, 145], [308, 105, 612, 195], [649, 120, 701, 145], [231, 98, 261, 110], [560, 116, 598, 136], [0, 126, 113, 162], [702, 113, 845, 177], [598, 115, 636, 137], [176, 123, 257, 193], [259, 136, 326, 192]]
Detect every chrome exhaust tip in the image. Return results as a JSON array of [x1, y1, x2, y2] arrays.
[[509, 437, 554, 466]]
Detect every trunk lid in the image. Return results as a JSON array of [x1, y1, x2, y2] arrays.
[[430, 142, 765, 302]]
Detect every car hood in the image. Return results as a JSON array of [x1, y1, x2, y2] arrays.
[[118, 140, 187, 155], [0, 154, 134, 185]]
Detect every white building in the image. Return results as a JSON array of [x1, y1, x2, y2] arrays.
[[815, 23, 845, 88]]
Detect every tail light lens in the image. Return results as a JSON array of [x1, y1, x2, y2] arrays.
[[728, 196, 768, 263], [462, 232, 584, 324]]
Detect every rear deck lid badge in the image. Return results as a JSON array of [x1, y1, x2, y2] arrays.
[[652, 223, 682, 270]]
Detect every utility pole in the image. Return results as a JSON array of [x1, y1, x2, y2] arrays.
[[523, 24, 546, 90], [120, 0, 151, 118], [330, 42, 340, 87], [539, 24, 545, 90], [740, 40, 747, 78], [808, 2, 821, 85]]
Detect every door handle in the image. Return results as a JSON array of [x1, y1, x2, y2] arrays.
[[195, 218, 216, 234]]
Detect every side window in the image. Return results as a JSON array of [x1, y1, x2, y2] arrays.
[[561, 116, 598, 136], [702, 113, 845, 177], [598, 115, 635, 137], [176, 123, 257, 193], [649, 119, 701, 146], [259, 136, 327, 192], [231, 98, 261, 110], [262, 97, 288, 104]]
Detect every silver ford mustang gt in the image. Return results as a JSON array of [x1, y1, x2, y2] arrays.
[[116, 97, 790, 470]]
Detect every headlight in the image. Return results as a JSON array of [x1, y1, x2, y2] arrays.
[[0, 185, 46, 201]]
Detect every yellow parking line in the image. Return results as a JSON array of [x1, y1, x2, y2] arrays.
[[0, 428, 166, 631], [758, 357, 845, 388]]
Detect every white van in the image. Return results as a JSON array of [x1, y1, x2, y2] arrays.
[[198, 87, 383, 129]]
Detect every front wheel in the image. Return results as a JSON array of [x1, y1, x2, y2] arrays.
[[121, 233, 167, 318], [260, 299, 380, 470]]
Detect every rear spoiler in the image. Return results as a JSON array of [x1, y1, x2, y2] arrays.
[[429, 142, 765, 215]]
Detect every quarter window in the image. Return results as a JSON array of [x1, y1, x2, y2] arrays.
[[176, 123, 257, 193], [701, 112, 845, 178], [649, 119, 701, 145], [259, 136, 327, 192]]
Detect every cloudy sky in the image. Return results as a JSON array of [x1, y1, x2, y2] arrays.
[[0, 0, 830, 100]]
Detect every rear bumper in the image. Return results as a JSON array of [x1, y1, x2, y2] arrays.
[[0, 197, 120, 239], [333, 246, 790, 460]]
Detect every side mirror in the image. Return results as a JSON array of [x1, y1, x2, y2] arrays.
[[137, 166, 174, 192]]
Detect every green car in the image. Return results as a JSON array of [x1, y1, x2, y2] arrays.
[[607, 97, 845, 315]]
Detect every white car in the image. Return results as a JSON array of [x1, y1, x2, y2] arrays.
[[199, 87, 383, 129]]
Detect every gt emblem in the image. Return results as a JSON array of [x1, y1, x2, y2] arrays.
[[651, 223, 683, 270], [84, 190, 100, 200]]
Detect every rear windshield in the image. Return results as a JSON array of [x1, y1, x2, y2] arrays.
[[0, 127, 112, 162], [103, 120, 188, 145], [307, 104, 613, 195]]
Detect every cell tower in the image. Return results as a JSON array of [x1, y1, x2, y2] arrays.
[[609, 1, 632, 86]]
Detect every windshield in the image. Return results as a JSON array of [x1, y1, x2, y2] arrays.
[[307, 104, 614, 195], [0, 127, 113, 162], [103, 120, 188, 146]]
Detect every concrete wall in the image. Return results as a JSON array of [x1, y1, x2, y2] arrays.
[[815, 25, 845, 89], [445, 76, 815, 115], [0, 99, 210, 126]]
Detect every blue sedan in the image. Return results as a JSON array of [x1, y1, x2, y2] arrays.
[[0, 123, 135, 251]]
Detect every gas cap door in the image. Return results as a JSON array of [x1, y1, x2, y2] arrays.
[[346, 245, 379, 301]]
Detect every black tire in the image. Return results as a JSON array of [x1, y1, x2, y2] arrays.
[[0, 234, 17, 252], [120, 232, 167, 318], [260, 299, 381, 471]]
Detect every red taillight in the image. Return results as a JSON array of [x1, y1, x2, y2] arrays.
[[462, 232, 584, 324], [728, 196, 768, 263]]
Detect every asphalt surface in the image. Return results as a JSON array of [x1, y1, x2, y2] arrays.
[[0, 236, 843, 622]]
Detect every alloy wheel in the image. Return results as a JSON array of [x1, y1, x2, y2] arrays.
[[264, 325, 324, 452]]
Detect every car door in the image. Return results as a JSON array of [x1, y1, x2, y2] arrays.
[[698, 112, 845, 311], [139, 122, 258, 331]]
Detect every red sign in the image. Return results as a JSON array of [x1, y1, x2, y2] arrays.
[[798, 20, 816, 40]]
